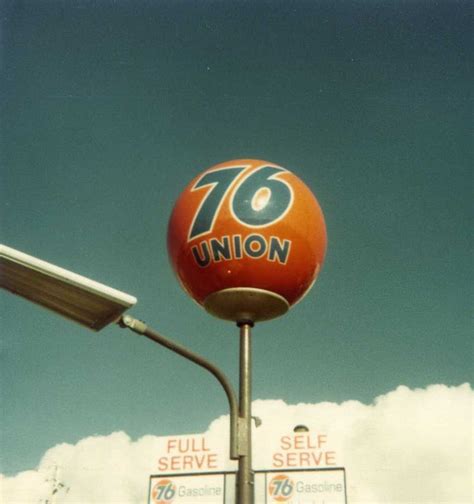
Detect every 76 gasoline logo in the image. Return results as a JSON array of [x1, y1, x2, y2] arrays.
[[269, 474, 295, 502], [151, 479, 176, 504], [188, 165, 294, 241]]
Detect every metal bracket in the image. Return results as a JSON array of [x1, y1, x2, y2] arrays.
[[237, 417, 249, 456], [119, 315, 147, 334]]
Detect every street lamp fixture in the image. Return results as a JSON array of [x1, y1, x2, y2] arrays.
[[294, 424, 310, 433], [0, 245, 136, 330], [0, 243, 241, 463]]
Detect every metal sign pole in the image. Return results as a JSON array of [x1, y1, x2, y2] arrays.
[[237, 320, 254, 504]]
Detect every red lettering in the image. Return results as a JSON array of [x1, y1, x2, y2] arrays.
[[195, 455, 205, 469], [299, 452, 311, 466], [170, 456, 181, 470], [306, 435, 316, 450], [208, 453, 218, 469], [271, 448, 337, 470], [272, 453, 284, 468], [166, 439, 177, 453], [182, 455, 193, 470], [178, 439, 189, 453], [318, 434, 327, 448], [325, 451, 336, 465], [157, 452, 220, 472], [190, 437, 210, 452], [280, 436, 291, 450], [311, 452, 323, 465], [158, 457, 169, 471], [294, 435, 304, 449], [287, 453, 297, 466]]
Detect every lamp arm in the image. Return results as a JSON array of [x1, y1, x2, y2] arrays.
[[118, 315, 239, 460]]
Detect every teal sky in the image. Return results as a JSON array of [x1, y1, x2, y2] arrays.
[[1, 0, 471, 475]]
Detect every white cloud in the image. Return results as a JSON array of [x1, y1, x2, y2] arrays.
[[1, 383, 472, 503]]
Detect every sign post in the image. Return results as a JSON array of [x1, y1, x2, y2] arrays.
[[237, 321, 253, 504]]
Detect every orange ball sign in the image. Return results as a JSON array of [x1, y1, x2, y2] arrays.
[[167, 159, 326, 322]]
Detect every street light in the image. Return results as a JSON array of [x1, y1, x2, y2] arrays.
[[0, 243, 240, 462], [0, 244, 137, 330], [294, 425, 310, 433]]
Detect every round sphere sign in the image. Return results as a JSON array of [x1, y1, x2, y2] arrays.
[[167, 159, 326, 321]]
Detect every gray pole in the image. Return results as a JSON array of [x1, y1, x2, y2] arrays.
[[237, 321, 254, 504]]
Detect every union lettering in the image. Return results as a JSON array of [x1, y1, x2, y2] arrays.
[[191, 234, 291, 267]]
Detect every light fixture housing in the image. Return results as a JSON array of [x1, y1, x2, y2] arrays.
[[0, 244, 137, 330], [293, 424, 309, 433]]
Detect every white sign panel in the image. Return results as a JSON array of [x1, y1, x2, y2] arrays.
[[264, 470, 346, 504], [149, 469, 346, 504], [266, 432, 339, 470], [149, 473, 227, 504], [154, 435, 226, 473], [148, 430, 341, 474]]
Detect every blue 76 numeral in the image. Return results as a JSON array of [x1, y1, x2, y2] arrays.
[[271, 478, 293, 497], [155, 482, 175, 501], [188, 165, 293, 241], [188, 167, 246, 241]]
